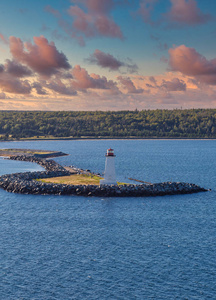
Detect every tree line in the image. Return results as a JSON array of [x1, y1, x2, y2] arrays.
[[0, 109, 216, 140]]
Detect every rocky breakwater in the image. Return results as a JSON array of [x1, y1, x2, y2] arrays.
[[0, 154, 208, 197], [0, 174, 208, 197], [8, 155, 67, 172]]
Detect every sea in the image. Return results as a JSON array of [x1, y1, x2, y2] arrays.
[[0, 139, 216, 300]]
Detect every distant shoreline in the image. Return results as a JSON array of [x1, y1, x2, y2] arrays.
[[1, 136, 216, 142], [1, 110, 216, 141]]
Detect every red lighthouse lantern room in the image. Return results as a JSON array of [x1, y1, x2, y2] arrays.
[[106, 148, 115, 157]]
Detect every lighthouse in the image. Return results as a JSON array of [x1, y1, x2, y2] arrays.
[[100, 148, 117, 186]]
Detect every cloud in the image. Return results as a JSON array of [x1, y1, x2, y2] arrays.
[[87, 49, 122, 70], [30, 65, 119, 96], [0, 57, 32, 95], [5, 59, 32, 77], [0, 64, 4, 73], [67, 3, 123, 39], [138, 0, 159, 25], [32, 82, 47, 95], [44, 5, 61, 18], [46, 1, 123, 45], [9, 36, 71, 77], [0, 76, 31, 94], [71, 65, 118, 90], [0, 92, 6, 99], [169, 45, 216, 85], [161, 78, 186, 91], [86, 49, 138, 73], [45, 78, 77, 96], [18, 8, 28, 14], [167, 0, 211, 26], [138, 0, 211, 27], [144, 75, 186, 92], [0, 33, 8, 45], [71, 0, 115, 14], [118, 76, 144, 94], [149, 76, 157, 85]]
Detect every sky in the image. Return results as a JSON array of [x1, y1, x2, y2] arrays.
[[0, 0, 216, 111]]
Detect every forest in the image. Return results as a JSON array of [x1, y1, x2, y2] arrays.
[[0, 109, 216, 140]]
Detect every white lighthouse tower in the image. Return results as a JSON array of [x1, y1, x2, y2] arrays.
[[100, 148, 117, 186]]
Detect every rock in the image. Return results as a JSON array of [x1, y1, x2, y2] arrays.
[[0, 154, 208, 197]]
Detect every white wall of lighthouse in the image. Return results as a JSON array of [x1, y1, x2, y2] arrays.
[[100, 148, 117, 186]]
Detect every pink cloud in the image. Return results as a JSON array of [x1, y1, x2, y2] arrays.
[[0, 76, 31, 94], [32, 82, 47, 95], [169, 45, 216, 84], [138, 0, 211, 27], [58, 18, 86, 46], [149, 76, 157, 86], [0, 33, 8, 45], [78, 0, 114, 14], [87, 49, 138, 73], [138, 0, 159, 25], [0, 92, 6, 99], [44, 5, 61, 18], [87, 49, 122, 70], [68, 6, 95, 37], [167, 0, 211, 25], [118, 76, 144, 94], [9, 36, 71, 77], [46, 78, 77, 96], [45, 2, 124, 45], [161, 78, 186, 91], [70, 0, 115, 14], [71, 65, 118, 91], [5, 59, 32, 77], [68, 4, 123, 39]]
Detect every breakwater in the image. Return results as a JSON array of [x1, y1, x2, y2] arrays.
[[8, 155, 67, 172], [0, 154, 208, 197]]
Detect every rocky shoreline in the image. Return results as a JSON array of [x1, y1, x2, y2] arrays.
[[0, 155, 208, 197]]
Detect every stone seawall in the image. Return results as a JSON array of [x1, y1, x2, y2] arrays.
[[8, 155, 67, 172], [0, 155, 208, 197]]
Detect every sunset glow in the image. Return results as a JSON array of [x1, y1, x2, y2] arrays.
[[0, 0, 216, 110]]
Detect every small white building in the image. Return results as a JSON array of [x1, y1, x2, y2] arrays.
[[100, 148, 117, 186]]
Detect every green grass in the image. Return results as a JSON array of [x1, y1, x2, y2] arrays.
[[39, 174, 102, 185], [0, 149, 53, 155], [38, 173, 127, 186]]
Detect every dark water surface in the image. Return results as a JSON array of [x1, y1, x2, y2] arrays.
[[0, 140, 216, 299]]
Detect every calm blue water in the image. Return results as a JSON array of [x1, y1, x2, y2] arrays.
[[0, 140, 216, 299]]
